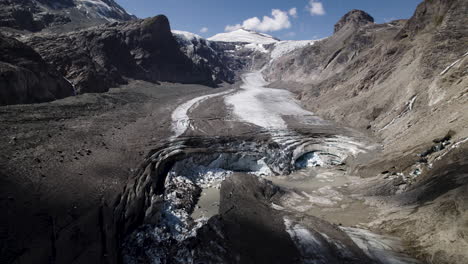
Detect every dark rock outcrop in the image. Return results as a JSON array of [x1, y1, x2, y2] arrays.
[[0, 33, 74, 105], [25, 15, 218, 94]]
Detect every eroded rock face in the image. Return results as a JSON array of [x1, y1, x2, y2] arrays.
[[24, 15, 218, 94], [0, 33, 74, 105]]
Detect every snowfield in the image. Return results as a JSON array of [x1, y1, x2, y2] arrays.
[[224, 71, 315, 130]]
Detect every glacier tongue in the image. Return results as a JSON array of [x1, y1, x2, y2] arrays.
[[208, 28, 279, 44]]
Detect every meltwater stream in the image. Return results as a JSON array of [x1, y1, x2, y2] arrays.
[[122, 72, 421, 264]]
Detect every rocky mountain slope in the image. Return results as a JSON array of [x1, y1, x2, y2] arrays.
[[265, 3, 467, 151], [0, 0, 135, 33], [263, 1, 468, 262]]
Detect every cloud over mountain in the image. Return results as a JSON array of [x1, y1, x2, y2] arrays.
[[225, 9, 292, 32]]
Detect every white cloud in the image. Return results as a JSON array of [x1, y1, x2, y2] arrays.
[[225, 24, 242, 32], [225, 9, 292, 32], [200, 27, 209, 33], [307, 0, 325, 16], [289, 7, 298, 18]]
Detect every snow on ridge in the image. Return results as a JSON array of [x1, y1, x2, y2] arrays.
[[76, 0, 112, 14], [208, 28, 279, 44], [172, 30, 205, 43], [74, 0, 134, 21]]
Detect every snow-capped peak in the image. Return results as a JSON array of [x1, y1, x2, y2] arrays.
[[74, 0, 135, 22], [208, 28, 280, 44]]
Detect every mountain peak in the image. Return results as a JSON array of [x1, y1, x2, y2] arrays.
[[334, 9, 374, 33], [208, 28, 280, 44]]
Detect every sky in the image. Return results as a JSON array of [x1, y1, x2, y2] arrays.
[[115, 0, 422, 40]]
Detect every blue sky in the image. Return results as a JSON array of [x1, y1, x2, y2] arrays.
[[115, 0, 422, 40]]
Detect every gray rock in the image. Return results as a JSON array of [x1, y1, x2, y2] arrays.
[[0, 33, 74, 105]]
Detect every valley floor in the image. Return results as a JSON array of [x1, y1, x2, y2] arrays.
[[1, 73, 465, 264], [122, 72, 423, 264]]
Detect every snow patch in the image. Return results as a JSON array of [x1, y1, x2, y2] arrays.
[[379, 95, 418, 131], [440, 51, 468, 75], [244, 43, 269, 53], [342, 227, 420, 264], [271, 203, 285, 210]]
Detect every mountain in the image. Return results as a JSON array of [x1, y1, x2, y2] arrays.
[[208, 28, 280, 44], [22, 15, 220, 95], [0, 0, 136, 33], [171, 30, 237, 84]]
